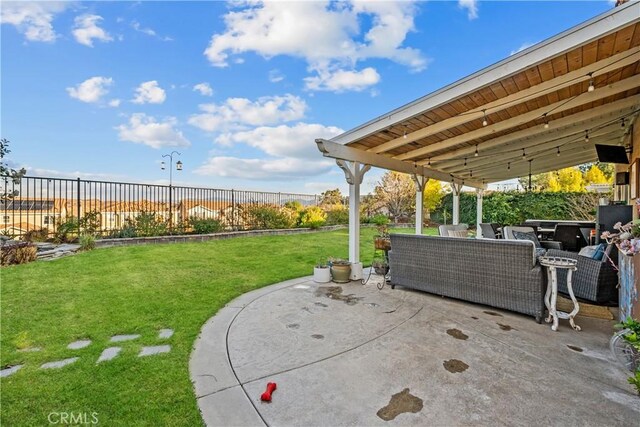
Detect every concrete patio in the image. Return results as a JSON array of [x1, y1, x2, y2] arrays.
[[190, 274, 639, 426]]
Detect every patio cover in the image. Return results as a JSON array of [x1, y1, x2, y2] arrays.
[[317, 2, 640, 188], [315, 2, 640, 269]]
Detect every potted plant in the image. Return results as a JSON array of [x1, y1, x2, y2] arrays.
[[313, 259, 331, 283], [372, 258, 390, 275], [329, 258, 351, 283], [373, 215, 391, 251], [611, 317, 640, 395]]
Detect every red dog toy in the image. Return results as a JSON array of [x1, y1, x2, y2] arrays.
[[261, 382, 277, 402]]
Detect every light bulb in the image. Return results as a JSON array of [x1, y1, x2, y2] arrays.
[[403, 131, 407, 139], [522, 149, 526, 159], [482, 110, 488, 127], [464, 158, 467, 167], [587, 73, 595, 92], [557, 147, 560, 157], [544, 122, 549, 129], [585, 130, 590, 143], [474, 145, 479, 157], [507, 163, 511, 170]]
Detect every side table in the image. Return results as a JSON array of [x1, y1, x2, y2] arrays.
[[539, 256, 580, 331]]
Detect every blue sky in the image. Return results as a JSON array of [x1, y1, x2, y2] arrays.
[[1, 0, 615, 194]]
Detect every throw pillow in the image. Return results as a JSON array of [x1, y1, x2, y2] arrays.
[[579, 244, 606, 261], [592, 243, 606, 261], [512, 230, 542, 248]]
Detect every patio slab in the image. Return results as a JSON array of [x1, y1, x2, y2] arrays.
[[191, 274, 639, 426]]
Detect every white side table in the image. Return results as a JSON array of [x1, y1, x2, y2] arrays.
[[539, 256, 580, 331]]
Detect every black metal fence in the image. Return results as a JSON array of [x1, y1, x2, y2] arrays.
[[0, 176, 320, 239]]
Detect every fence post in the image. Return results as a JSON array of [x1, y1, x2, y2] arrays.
[[231, 189, 235, 230], [77, 177, 81, 235]]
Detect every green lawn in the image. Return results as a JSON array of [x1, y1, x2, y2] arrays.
[[0, 227, 437, 426]]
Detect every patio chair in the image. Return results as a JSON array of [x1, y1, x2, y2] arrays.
[[480, 223, 502, 239], [503, 226, 563, 250], [553, 224, 588, 252], [438, 224, 468, 237]]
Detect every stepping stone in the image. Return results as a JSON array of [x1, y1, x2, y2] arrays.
[[110, 334, 140, 343], [40, 357, 79, 370], [1, 365, 23, 378], [67, 339, 92, 350], [158, 329, 174, 339], [17, 347, 41, 352], [138, 345, 171, 357], [96, 347, 121, 364]]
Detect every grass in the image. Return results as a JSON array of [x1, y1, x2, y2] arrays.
[[0, 226, 437, 426]]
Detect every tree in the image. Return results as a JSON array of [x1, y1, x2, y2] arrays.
[[584, 164, 609, 186], [372, 171, 415, 221], [555, 167, 584, 192], [319, 188, 344, 208], [0, 138, 26, 201], [423, 179, 444, 220]]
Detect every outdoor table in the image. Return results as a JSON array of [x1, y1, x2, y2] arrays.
[[539, 256, 580, 332]]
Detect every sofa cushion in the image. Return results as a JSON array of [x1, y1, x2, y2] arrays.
[[579, 243, 606, 261], [512, 230, 542, 248], [448, 229, 469, 238]]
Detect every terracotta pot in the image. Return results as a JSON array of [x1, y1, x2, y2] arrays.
[[374, 237, 391, 251]]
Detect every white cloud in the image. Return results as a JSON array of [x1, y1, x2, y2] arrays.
[[304, 67, 380, 92], [108, 99, 121, 107], [215, 123, 343, 160], [188, 94, 307, 131], [72, 14, 113, 47], [269, 69, 285, 83], [194, 156, 333, 180], [117, 113, 190, 149], [458, 0, 479, 20], [66, 76, 113, 103], [193, 82, 214, 96], [132, 80, 166, 104], [131, 20, 173, 41], [510, 41, 539, 56], [203, 1, 426, 91], [0, 1, 68, 42]]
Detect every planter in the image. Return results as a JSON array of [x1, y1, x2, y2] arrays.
[[313, 266, 331, 283], [331, 262, 352, 283], [374, 237, 391, 251], [618, 254, 640, 321]]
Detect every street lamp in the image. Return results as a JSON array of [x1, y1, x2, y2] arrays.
[[161, 151, 182, 227]]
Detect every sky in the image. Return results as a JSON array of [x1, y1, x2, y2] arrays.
[[1, 0, 616, 195]]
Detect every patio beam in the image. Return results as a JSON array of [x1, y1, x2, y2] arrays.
[[316, 138, 487, 189], [395, 75, 640, 161], [369, 47, 640, 154], [426, 97, 639, 167]]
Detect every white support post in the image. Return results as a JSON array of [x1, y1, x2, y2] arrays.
[[412, 175, 426, 235], [476, 188, 484, 238], [452, 183, 462, 225], [336, 159, 371, 280]]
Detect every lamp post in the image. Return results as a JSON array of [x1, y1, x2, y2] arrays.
[[161, 151, 182, 227]]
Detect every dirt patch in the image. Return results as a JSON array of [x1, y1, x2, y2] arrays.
[[443, 359, 469, 373], [286, 323, 300, 329], [567, 345, 583, 352], [483, 311, 503, 317], [311, 334, 324, 340], [497, 323, 514, 331], [315, 286, 362, 306], [314, 302, 328, 308], [446, 329, 469, 340], [376, 388, 423, 421]]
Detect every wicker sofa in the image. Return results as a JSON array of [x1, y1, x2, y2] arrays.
[[389, 234, 546, 321]]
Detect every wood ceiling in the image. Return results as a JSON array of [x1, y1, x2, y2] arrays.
[[339, 12, 640, 185]]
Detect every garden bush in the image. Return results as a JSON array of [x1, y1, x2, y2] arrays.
[[54, 217, 79, 243], [78, 234, 96, 251], [325, 207, 349, 225], [1, 242, 37, 266], [132, 211, 169, 237], [299, 206, 327, 229], [189, 217, 224, 234], [244, 204, 297, 230], [23, 228, 48, 242]]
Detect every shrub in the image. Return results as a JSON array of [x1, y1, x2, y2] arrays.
[[23, 228, 48, 242], [299, 206, 327, 229], [189, 217, 224, 234], [244, 204, 297, 230], [78, 234, 96, 251], [325, 207, 349, 225], [132, 211, 168, 237], [109, 224, 137, 239], [371, 214, 390, 226], [54, 217, 79, 243], [79, 211, 101, 236], [1, 242, 37, 266]]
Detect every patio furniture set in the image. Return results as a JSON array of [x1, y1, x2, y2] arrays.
[[389, 223, 620, 329]]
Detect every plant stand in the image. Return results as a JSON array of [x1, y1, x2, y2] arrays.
[[540, 256, 580, 331]]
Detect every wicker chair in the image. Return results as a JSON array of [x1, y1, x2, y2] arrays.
[[438, 224, 468, 237], [480, 223, 502, 239], [546, 247, 618, 304]]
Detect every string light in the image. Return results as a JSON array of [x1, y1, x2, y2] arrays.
[[522, 148, 526, 159], [507, 162, 511, 170], [428, 158, 431, 166], [482, 109, 488, 127], [557, 147, 560, 157], [621, 118, 626, 129], [474, 145, 479, 157], [470, 170, 473, 178], [464, 157, 467, 166], [585, 130, 590, 143], [587, 72, 595, 92], [543, 113, 549, 129], [403, 130, 407, 139]]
